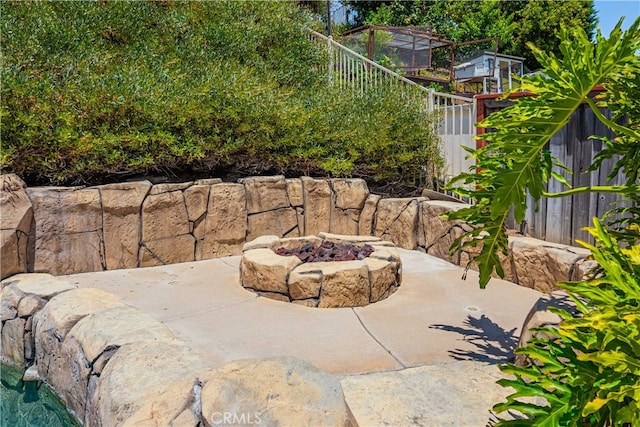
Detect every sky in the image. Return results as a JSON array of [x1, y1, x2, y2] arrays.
[[594, 0, 640, 35]]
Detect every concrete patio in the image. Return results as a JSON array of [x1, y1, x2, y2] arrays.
[[62, 249, 542, 426]]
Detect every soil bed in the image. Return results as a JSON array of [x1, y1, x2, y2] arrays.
[[20, 161, 424, 198]]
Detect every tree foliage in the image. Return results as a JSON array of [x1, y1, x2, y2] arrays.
[[0, 1, 441, 188], [501, 0, 597, 69], [344, 0, 597, 69]]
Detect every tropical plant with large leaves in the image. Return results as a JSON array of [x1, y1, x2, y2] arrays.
[[494, 219, 640, 426], [445, 17, 640, 426], [447, 18, 640, 288]]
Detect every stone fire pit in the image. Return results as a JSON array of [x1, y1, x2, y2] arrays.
[[240, 233, 402, 308]]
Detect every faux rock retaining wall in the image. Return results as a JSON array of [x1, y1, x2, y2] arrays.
[[0, 273, 357, 427], [0, 174, 591, 292]]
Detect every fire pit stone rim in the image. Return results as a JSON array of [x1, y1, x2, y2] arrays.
[[240, 233, 402, 308]]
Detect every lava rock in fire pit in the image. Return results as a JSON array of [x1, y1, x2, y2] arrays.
[[275, 241, 374, 263]]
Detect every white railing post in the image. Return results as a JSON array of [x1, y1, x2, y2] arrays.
[[427, 88, 435, 112], [328, 35, 334, 86]]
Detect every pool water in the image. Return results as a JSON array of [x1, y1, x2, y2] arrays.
[[1, 364, 81, 427]]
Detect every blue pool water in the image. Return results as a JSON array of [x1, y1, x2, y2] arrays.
[[1, 364, 81, 427]]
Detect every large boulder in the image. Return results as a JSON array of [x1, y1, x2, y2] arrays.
[[302, 178, 331, 235], [0, 174, 33, 279], [202, 184, 247, 257], [185, 184, 214, 261], [288, 265, 323, 301], [87, 340, 209, 427], [240, 248, 302, 294], [514, 292, 572, 366], [318, 261, 370, 308], [60, 306, 177, 417], [139, 234, 196, 267], [0, 175, 32, 233], [200, 356, 357, 427], [247, 208, 299, 241], [374, 198, 420, 250], [1, 274, 77, 367], [119, 378, 201, 427], [141, 190, 189, 242], [35, 232, 105, 275], [26, 187, 104, 275], [418, 200, 470, 264], [186, 181, 222, 257], [329, 179, 368, 235], [510, 236, 591, 292], [184, 184, 210, 224], [330, 208, 360, 236], [286, 179, 305, 234], [34, 288, 124, 399], [241, 176, 290, 214], [358, 194, 381, 236], [286, 178, 304, 207], [0, 229, 27, 279], [1, 317, 25, 367], [331, 179, 369, 211], [140, 190, 195, 265], [365, 257, 400, 302], [99, 181, 151, 270]]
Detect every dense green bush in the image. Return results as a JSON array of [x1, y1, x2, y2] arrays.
[[0, 1, 441, 188]]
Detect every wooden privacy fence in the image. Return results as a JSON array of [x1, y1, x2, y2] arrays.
[[477, 90, 633, 246]]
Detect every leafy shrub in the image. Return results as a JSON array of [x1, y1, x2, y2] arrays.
[[0, 1, 441, 188], [495, 219, 640, 426]]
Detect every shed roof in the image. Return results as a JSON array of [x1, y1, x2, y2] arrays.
[[341, 25, 455, 51]]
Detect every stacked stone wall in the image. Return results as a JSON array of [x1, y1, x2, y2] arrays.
[[1, 174, 591, 292]]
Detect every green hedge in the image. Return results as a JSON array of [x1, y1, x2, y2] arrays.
[[1, 1, 441, 188]]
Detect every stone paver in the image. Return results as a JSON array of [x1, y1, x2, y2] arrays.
[[340, 361, 509, 427], [62, 248, 543, 426]]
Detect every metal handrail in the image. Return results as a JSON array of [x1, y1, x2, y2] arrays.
[[310, 30, 426, 91], [309, 29, 476, 197], [310, 30, 474, 106]]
